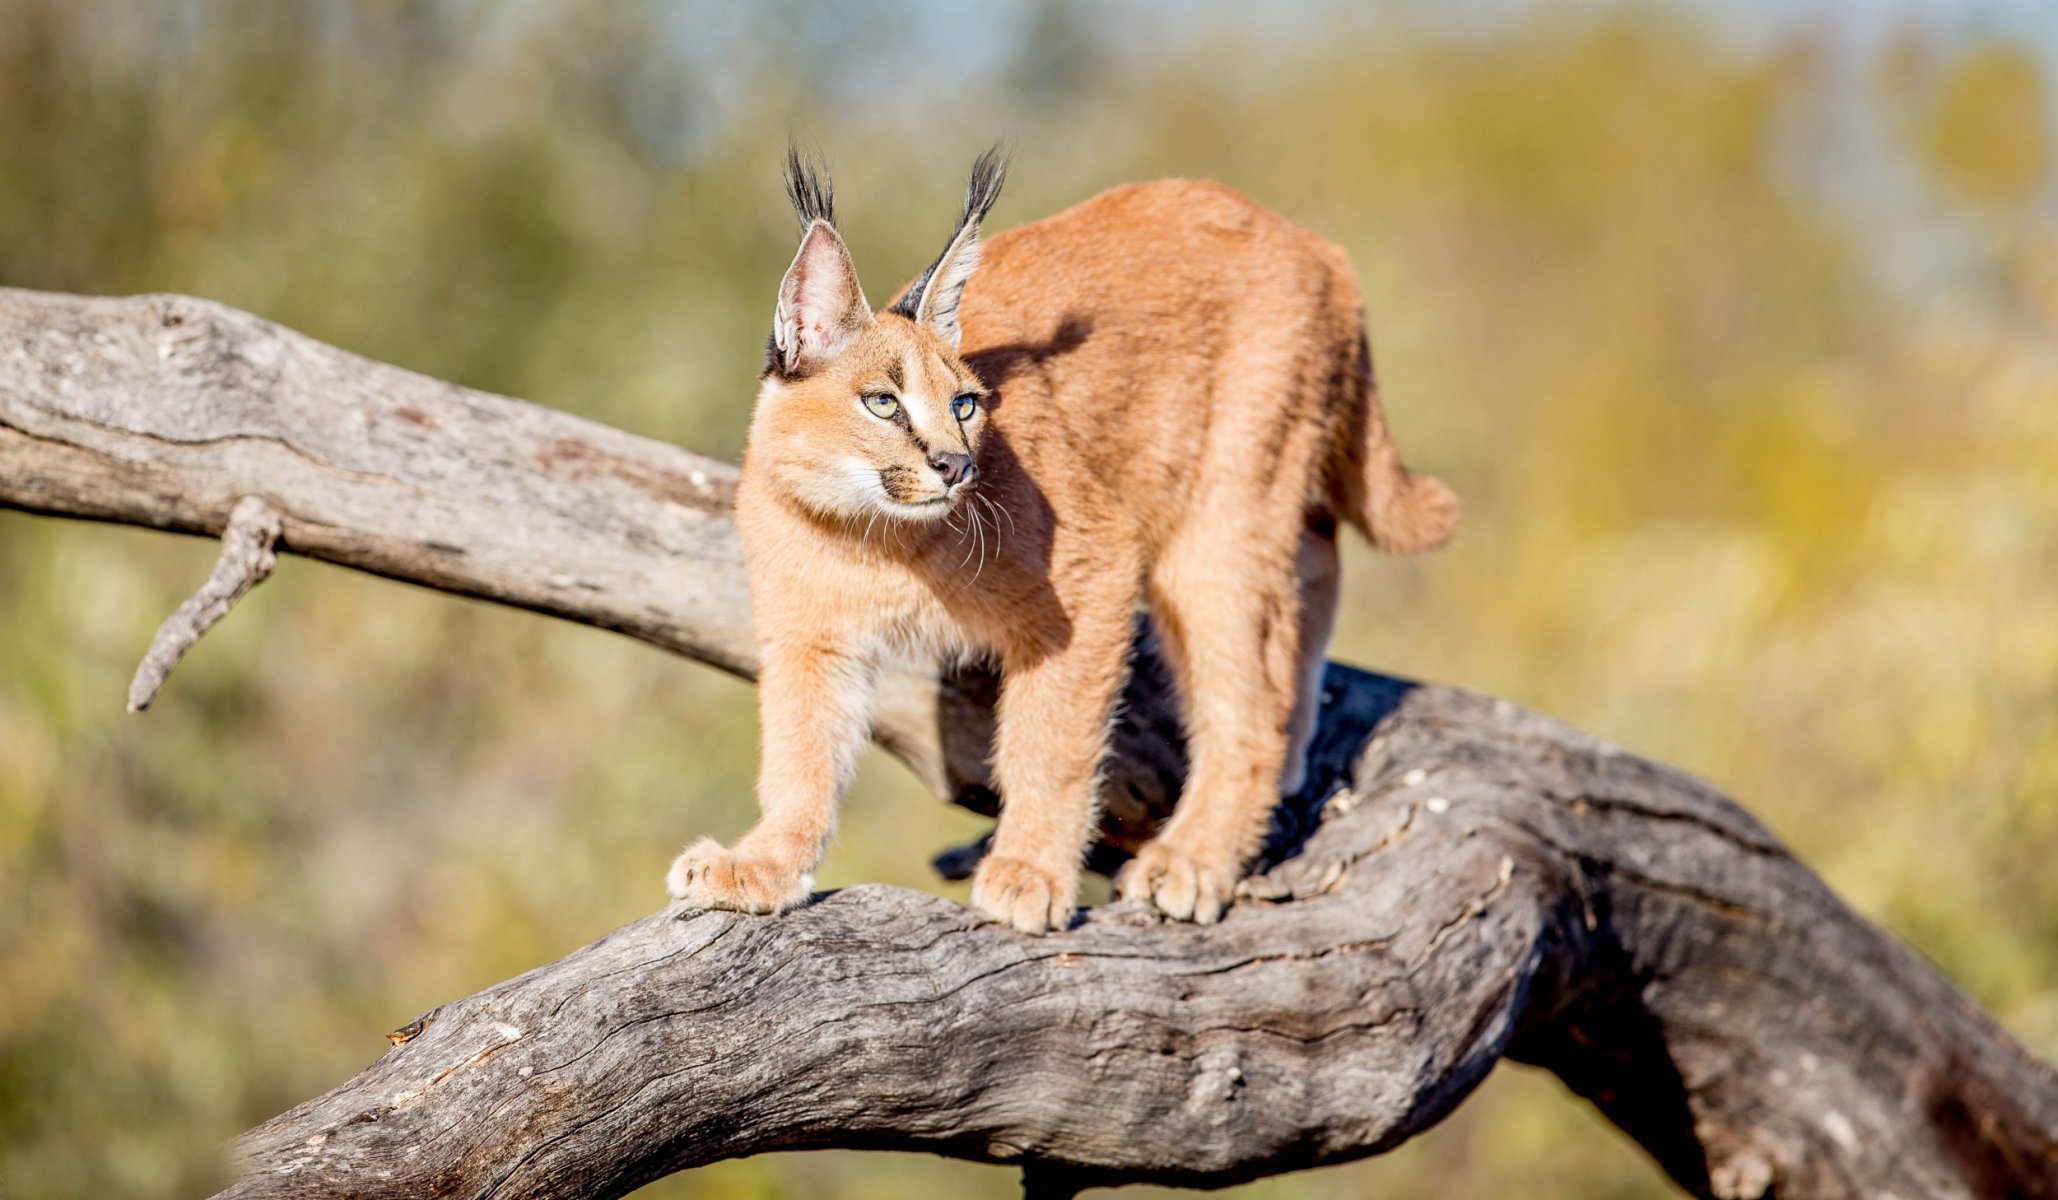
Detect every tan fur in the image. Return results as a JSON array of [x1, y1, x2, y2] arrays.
[[668, 163, 1456, 933]]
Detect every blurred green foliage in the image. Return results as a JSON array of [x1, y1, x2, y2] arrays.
[[1, 2, 2054, 1197]]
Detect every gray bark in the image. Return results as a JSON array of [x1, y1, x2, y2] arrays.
[[3, 287, 2055, 1198], [126, 493, 281, 710]]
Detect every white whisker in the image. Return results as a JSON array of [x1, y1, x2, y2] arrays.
[[962, 501, 984, 580], [971, 502, 991, 583], [979, 491, 1017, 538], [956, 506, 979, 571], [974, 494, 1011, 583]]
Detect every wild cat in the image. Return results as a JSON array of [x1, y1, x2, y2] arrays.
[[667, 149, 1456, 934]]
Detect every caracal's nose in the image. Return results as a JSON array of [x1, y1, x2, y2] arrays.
[[929, 451, 977, 488]]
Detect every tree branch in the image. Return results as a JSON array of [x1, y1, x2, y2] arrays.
[[4, 287, 2055, 1198], [127, 493, 281, 710]]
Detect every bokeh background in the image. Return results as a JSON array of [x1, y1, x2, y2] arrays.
[[3, 1, 2055, 1196]]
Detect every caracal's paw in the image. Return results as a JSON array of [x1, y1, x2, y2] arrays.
[[1116, 838, 1240, 925], [970, 855, 1077, 935], [666, 837, 812, 914]]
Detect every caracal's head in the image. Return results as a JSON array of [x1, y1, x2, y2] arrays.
[[748, 148, 1005, 526]]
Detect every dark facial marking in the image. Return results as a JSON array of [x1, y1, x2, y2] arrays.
[[877, 464, 926, 503]]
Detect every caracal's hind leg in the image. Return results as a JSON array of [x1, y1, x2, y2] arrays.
[[1122, 514, 1307, 924], [1280, 512, 1341, 798]]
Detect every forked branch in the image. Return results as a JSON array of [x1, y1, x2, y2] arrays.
[[3, 287, 2055, 1199]]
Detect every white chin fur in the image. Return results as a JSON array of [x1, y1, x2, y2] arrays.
[[880, 495, 953, 521]]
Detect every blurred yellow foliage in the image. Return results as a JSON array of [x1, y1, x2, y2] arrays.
[[0, 3, 2053, 1198], [1919, 44, 2051, 207]]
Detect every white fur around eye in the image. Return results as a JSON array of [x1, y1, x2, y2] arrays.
[[898, 391, 932, 427], [898, 392, 962, 453]]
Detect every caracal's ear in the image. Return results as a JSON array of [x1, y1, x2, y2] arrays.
[[890, 146, 1007, 349], [771, 148, 871, 378]]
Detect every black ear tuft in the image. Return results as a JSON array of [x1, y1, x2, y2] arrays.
[[889, 145, 1009, 326], [961, 144, 1008, 229], [784, 144, 836, 230]]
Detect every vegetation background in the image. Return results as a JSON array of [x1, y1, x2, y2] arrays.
[[2, 1, 2054, 1196]]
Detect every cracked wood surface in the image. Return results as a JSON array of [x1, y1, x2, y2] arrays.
[[3, 287, 2056, 1198], [224, 676, 2058, 1198]]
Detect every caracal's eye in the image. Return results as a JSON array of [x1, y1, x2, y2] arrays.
[[951, 394, 978, 422], [862, 394, 900, 420]]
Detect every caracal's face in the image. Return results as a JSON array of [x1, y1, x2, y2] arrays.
[[755, 312, 989, 525]]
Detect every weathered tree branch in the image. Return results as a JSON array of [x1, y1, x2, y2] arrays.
[[126, 493, 281, 710], [4, 287, 2056, 1198]]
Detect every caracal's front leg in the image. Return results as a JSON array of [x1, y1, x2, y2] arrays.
[[971, 587, 1136, 934], [667, 641, 874, 914]]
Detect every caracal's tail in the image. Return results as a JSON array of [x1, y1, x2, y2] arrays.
[[1328, 332, 1458, 554]]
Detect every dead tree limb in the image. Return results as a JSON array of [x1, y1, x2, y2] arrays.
[[3, 287, 2055, 1198], [126, 492, 281, 710]]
